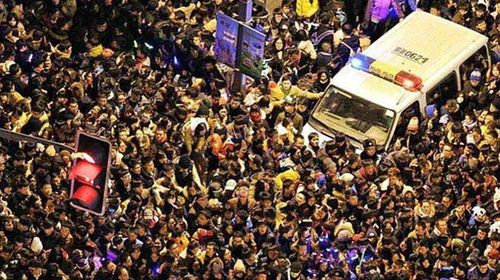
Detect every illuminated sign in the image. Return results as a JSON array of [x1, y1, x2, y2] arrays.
[[215, 12, 240, 68], [214, 12, 266, 79]]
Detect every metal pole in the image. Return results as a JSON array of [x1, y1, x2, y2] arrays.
[[0, 128, 75, 151], [239, 0, 253, 23], [232, 0, 253, 94]]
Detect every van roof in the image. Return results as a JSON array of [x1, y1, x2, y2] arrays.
[[332, 11, 488, 112]]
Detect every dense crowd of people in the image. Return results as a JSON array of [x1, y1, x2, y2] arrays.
[[0, 0, 499, 279]]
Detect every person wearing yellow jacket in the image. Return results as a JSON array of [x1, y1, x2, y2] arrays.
[[274, 167, 301, 192], [269, 75, 321, 108], [296, 0, 320, 18]]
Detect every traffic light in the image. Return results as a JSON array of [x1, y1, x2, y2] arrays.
[[69, 132, 111, 216]]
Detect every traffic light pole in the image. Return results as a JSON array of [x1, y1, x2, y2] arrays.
[[232, 0, 253, 94], [0, 129, 111, 216], [0, 128, 74, 151]]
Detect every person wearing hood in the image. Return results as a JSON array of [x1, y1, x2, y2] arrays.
[[312, 70, 331, 93]]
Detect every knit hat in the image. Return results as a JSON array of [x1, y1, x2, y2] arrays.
[[89, 44, 103, 58], [234, 259, 246, 273], [189, 117, 209, 133], [470, 70, 481, 81], [488, 248, 500, 260], [363, 138, 376, 148], [352, 233, 364, 242], [407, 116, 419, 132], [208, 198, 221, 209], [472, 206, 486, 219], [279, 158, 295, 169], [30, 237, 43, 255], [102, 48, 115, 58], [334, 221, 355, 238], [284, 96, 295, 105], [45, 145, 56, 157], [225, 179, 237, 191], [339, 173, 354, 183]]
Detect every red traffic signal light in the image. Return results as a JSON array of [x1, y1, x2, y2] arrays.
[[69, 160, 102, 185], [69, 132, 111, 216]]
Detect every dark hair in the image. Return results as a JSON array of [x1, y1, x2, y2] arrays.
[[320, 13, 330, 24], [475, 3, 487, 12], [294, 29, 308, 41], [6, 12, 18, 23], [458, 2, 469, 11], [8, 63, 20, 74], [341, 23, 354, 35]]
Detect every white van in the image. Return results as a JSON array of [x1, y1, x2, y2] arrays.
[[303, 11, 491, 151]]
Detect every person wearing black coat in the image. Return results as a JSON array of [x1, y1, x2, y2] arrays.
[[336, 23, 360, 67]]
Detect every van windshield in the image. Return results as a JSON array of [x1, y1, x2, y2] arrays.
[[312, 86, 395, 145]]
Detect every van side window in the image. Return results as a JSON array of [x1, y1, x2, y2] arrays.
[[426, 72, 458, 108], [393, 101, 420, 140], [460, 45, 489, 84]]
